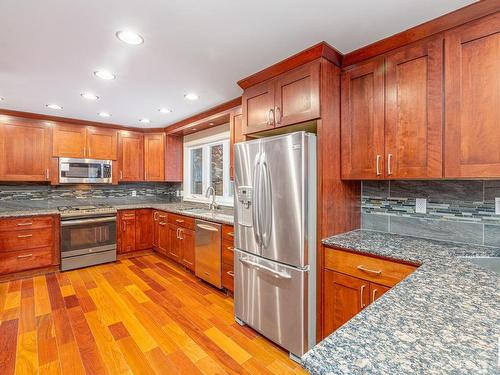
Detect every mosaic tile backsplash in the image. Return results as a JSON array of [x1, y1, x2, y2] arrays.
[[361, 180, 500, 247]]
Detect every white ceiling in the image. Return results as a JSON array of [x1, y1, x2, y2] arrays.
[[0, 0, 476, 128]]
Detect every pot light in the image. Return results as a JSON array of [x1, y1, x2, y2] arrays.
[[140, 118, 151, 124], [81, 92, 99, 100], [184, 93, 199, 101], [94, 70, 116, 80], [116, 30, 144, 45], [158, 108, 173, 114], [98, 112, 111, 117], [46, 104, 62, 110], [0, 97, 4, 101]]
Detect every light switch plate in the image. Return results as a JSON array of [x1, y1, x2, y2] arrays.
[[415, 198, 427, 214], [495, 198, 500, 215]]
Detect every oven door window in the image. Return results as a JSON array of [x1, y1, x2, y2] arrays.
[[61, 221, 116, 253]]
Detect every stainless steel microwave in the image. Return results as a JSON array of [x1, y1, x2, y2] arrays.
[[59, 158, 112, 184]]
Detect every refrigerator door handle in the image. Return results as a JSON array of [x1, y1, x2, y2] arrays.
[[260, 155, 272, 248], [252, 153, 262, 247], [239, 257, 291, 279]]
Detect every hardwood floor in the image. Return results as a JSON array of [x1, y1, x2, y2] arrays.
[[0, 254, 306, 374]]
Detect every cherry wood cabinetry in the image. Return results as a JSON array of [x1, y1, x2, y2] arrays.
[[165, 135, 183, 182], [167, 214, 195, 271], [144, 133, 165, 181], [341, 36, 444, 180], [118, 131, 144, 181], [152, 210, 168, 255], [323, 247, 417, 337], [0, 215, 59, 275], [242, 61, 320, 135], [229, 108, 244, 180], [444, 12, 500, 178], [135, 209, 153, 250], [179, 228, 195, 270], [53, 124, 118, 160], [0, 121, 51, 181], [221, 224, 234, 292], [117, 211, 137, 253]]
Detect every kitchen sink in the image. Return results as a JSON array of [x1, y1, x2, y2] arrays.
[[178, 207, 234, 221], [459, 257, 500, 275]]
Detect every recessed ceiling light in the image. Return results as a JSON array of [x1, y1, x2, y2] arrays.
[[140, 118, 151, 124], [0, 97, 4, 101], [158, 108, 173, 114], [46, 104, 62, 110], [98, 112, 111, 117], [94, 70, 116, 80], [81, 92, 99, 100], [116, 30, 144, 45], [184, 93, 199, 101]]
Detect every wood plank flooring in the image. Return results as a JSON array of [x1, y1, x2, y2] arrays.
[[0, 254, 307, 374]]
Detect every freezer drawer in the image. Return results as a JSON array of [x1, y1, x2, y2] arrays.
[[234, 249, 310, 357]]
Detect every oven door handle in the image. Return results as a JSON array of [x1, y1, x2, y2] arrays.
[[61, 217, 116, 226]]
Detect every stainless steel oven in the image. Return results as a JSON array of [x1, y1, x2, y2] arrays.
[[60, 214, 117, 271], [59, 158, 112, 184]]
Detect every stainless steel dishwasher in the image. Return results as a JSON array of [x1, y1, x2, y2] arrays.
[[195, 219, 222, 288]]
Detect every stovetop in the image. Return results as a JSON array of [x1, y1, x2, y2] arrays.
[[58, 204, 117, 218]]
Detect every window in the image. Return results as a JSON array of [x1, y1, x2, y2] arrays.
[[183, 128, 233, 206]]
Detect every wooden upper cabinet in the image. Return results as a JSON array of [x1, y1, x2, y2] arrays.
[[275, 61, 320, 127], [165, 134, 183, 182], [118, 131, 144, 181], [385, 37, 443, 179], [341, 58, 385, 179], [86, 127, 118, 160], [0, 121, 51, 181], [229, 107, 243, 180], [144, 133, 165, 181], [52, 124, 87, 158], [444, 13, 500, 178], [242, 80, 275, 135]]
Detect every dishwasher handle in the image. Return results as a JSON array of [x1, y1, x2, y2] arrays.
[[196, 223, 220, 232]]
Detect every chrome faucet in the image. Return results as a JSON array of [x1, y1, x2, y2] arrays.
[[205, 186, 219, 211]]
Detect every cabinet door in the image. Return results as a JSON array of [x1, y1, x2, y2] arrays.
[[275, 61, 320, 127], [157, 218, 169, 255], [341, 58, 385, 179], [385, 37, 443, 179], [444, 13, 500, 178], [118, 212, 136, 253], [323, 270, 369, 337], [165, 135, 183, 182], [87, 127, 118, 160], [152, 211, 160, 250], [0, 122, 51, 181], [135, 209, 153, 251], [118, 131, 144, 181], [180, 228, 195, 271], [369, 282, 390, 304], [144, 133, 165, 181], [53, 124, 87, 158], [167, 224, 182, 262], [222, 262, 234, 293], [242, 79, 275, 135], [229, 107, 243, 180]]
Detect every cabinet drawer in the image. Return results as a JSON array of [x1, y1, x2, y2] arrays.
[[0, 228, 54, 252], [325, 248, 417, 287], [222, 225, 234, 243], [222, 262, 234, 292], [119, 210, 136, 218], [222, 240, 234, 266], [168, 214, 195, 230], [0, 247, 53, 275], [154, 210, 168, 222], [0, 216, 54, 232]]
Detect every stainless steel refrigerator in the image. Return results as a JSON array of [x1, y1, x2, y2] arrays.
[[233, 131, 316, 360]]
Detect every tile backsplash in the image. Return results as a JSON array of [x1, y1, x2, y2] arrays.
[[362, 180, 500, 247]]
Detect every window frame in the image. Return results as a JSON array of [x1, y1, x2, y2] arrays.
[[183, 130, 233, 206]]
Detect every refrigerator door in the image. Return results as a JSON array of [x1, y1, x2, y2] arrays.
[[234, 249, 309, 357]]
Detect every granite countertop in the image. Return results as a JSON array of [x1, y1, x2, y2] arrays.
[[0, 199, 234, 225], [303, 230, 500, 375]]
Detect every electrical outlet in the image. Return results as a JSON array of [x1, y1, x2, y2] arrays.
[[131, 190, 137, 197], [496, 198, 500, 215], [415, 198, 427, 214]]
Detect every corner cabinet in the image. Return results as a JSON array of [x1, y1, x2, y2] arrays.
[[118, 131, 144, 181], [341, 36, 444, 180], [0, 120, 51, 181], [242, 61, 320, 135], [444, 13, 500, 178]]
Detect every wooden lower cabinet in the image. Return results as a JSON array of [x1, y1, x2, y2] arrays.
[[322, 247, 417, 337], [221, 225, 234, 292], [117, 211, 136, 253], [167, 224, 195, 271], [135, 209, 153, 250], [152, 210, 168, 255]]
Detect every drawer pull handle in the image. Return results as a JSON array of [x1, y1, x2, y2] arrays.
[[227, 246, 234, 251], [17, 222, 33, 226], [357, 265, 382, 276], [159, 222, 167, 226], [175, 219, 184, 223], [170, 252, 178, 258], [17, 234, 33, 238], [227, 271, 234, 277], [159, 215, 166, 219], [360, 284, 366, 308], [17, 254, 33, 259], [227, 232, 234, 237], [372, 289, 379, 302]]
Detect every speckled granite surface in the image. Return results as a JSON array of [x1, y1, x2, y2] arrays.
[[303, 230, 500, 375], [0, 200, 234, 225]]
